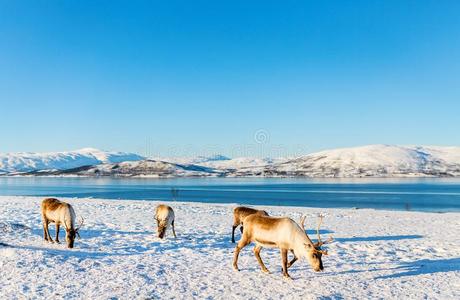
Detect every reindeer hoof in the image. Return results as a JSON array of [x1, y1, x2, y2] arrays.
[[262, 268, 270, 274], [283, 274, 292, 280], [233, 265, 240, 272]]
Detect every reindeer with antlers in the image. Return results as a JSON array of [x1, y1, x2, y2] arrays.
[[233, 213, 332, 279], [41, 198, 84, 248]]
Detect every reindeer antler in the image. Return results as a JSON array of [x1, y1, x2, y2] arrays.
[[76, 216, 84, 231], [75, 217, 84, 239], [299, 214, 316, 248], [300, 215, 307, 232], [316, 214, 333, 246], [316, 214, 323, 244]]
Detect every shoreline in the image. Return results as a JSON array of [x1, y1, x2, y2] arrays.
[[1, 195, 458, 214]]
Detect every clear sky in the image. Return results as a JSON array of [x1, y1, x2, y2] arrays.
[[1, 1, 459, 157]]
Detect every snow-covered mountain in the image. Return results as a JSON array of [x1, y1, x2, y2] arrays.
[[270, 145, 460, 177], [51, 159, 221, 177], [0, 148, 144, 173], [153, 154, 231, 165], [200, 157, 287, 171], [158, 156, 284, 170], [2, 145, 460, 177]]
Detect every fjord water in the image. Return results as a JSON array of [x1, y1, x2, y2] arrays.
[[0, 177, 459, 212]]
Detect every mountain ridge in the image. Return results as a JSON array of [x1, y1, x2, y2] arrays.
[[0, 148, 144, 173], [2, 145, 460, 177]]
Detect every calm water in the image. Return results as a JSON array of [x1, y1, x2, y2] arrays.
[[1, 177, 460, 212]]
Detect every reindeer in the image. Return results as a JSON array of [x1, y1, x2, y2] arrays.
[[232, 206, 268, 243], [41, 198, 84, 248], [233, 214, 332, 279], [155, 204, 176, 239]]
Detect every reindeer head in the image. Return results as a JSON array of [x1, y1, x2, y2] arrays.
[[64, 217, 84, 248], [158, 225, 166, 239], [300, 214, 333, 272], [66, 228, 77, 248], [156, 219, 167, 239]]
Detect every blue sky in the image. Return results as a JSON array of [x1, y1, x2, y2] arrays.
[[1, 1, 459, 157]]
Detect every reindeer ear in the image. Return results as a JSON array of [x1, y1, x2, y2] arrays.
[[314, 249, 328, 255], [304, 243, 313, 249]]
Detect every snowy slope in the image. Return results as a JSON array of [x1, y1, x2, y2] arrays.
[[158, 156, 287, 172], [272, 145, 460, 177], [201, 157, 286, 170], [62, 159, 221, 177], [155, 154, 231, 165], [3, 145, 460, 177], [0, 148, 144, 173], [1, 196, 459, 299]]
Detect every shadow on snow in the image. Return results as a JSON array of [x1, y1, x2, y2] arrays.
[[6, 226, 234, 259], [336, 234, 423, 243], [374, 257, 460, 279]]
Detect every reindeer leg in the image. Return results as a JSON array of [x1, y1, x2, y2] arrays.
[[233, 237, 250, 271], [281, 249, 291, 279], [42, 219, 49, 241], [156, 219, 161, 238], [171, 220, 177, 238], [254, 245, 270, 273], [231, 225, 237, 243], [55, 223, 60, 243], [47, 222, 54, 243], [43, 220, 53, 242], [287, 250, 298, 268]]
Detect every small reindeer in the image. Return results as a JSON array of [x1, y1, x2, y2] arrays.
[[155, 204, 176, 239], [232, 206, 268, 243], [41, 198, 84, 248], [233, 214, 332, 279]]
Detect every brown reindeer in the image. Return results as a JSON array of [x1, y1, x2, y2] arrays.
[[155, 204, 176, 239], [232, 206, 268, 243], [41, 198, 83, 248], [233, 214, 332, 279]]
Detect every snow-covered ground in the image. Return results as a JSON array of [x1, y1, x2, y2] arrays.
[[1, 196, 459, 299]]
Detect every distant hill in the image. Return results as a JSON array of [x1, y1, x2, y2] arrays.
[[46, 159, 220, 177], [2, 145, 460, 177], [269, 145, 460, 177], [0, 148, 144, 174]]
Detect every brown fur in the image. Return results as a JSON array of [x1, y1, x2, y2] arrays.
[[41, 198, 79, 248], [233, 214, 327, 278], [42, 198, 67, 211], [231, 206, 268, 243], [154, 204, 176, 239]]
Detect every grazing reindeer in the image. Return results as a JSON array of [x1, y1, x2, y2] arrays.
[[41, 198, 84, 248], [233, 214, 332, 279], [232, 206, 268, 243], [155, 204, 176, 239]]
